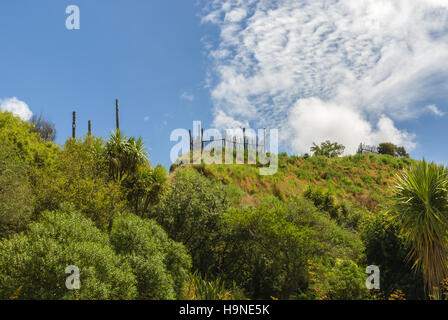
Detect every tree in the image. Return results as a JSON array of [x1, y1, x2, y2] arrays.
[[220, 198, 365, 300], [390, 160, 448, 297], [0, 206, 137, 300], [153, 170, 228, 275], [30, 113, 56, 142], [310, 141, 345, 158], [396, 146, 409, 158], [104, 130, 147, 183], [221, 206, 311, 299], [123, 164, 168, 218], [377, 143, 397, 157]]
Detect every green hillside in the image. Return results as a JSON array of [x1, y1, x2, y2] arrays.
[[173, 152, 415, 212], [1, 110, 446, 300], [167, 153, 426, 299]]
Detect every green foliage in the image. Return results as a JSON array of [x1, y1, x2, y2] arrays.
[[377, 143, 409, 158], [360, 212, 425, 299], [304, 187, 341, 221], [288, 155, 300, 165], [2, 109, 440, 301], [154, 170, 228, 275], [378, 142, 397, 157], [0, 206, 137, 300], [0, 146, 33, 238], [124, 164, 168, 218], [396, 146, 409, 158], [311, 140, 345, 158], [221, 205, 311, 299], [32, 137, 127, 231], [110, 214, 191, 299], [389, 159, 448, 295], [219, 198, 364, 300], [305, 259, 367, 300], [185, 272, 244, 300], [0, 111, 58, 167], [104, 130, 147, 182]]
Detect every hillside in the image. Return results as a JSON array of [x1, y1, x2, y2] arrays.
[[167, 153, 428, 299], [172, 152, 415, 213], [0, 110, 430, 300]]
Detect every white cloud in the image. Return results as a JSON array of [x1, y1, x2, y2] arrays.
[[213, 109, 248, 128], [426, 104, 445, 116], [180, 91, 195, 102], [225, 8, 247, 22], [288, 98, 416, 154], [144, 116, 150, 121], [202, 0, 448, 154], [0, 97, 33, 121]]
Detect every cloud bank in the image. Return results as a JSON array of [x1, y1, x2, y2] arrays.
[[0, 97, 33, 121], [202, 0, 448, 154]]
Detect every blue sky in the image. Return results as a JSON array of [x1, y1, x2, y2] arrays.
[[0, 0, 447, 169], [0, 0, 217, 169]]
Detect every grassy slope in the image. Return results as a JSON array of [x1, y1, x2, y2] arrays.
[[172, 153, 416, 213]]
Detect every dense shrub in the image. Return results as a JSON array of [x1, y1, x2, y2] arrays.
[[219, 198, 365, 300], [153, 170, 228, 275], [360, 212, 425, 299], [32, 137, 127, 231], [0, 206, 137, 300], [305, 259, 367, 300], [221, 205, 311, 299], [0, 111, 58, 167], [110, 214, 191, 299], [0, 146, 33, 238], [304, 187, 341, 220], [184, 272, 245, 300], [123, 164, 168, 218]]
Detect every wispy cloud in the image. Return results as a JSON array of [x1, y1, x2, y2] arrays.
[[144, 116, 150, 121], [426, 104, 445, 117], [202, 0, 448, 154], [0, 97, 33, 121], [180, 91, 195, 102]]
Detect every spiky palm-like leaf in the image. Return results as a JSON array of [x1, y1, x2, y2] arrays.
[[104, 130, 147, 182], [390, 159, 448, 296]]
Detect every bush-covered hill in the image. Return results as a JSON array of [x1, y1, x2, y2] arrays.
[[169, 153, 425, 299], [173, 152, 415, 212], [0, 110, 439, 300]]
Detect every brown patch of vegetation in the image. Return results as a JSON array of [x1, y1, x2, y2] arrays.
[[355, 194, 378, 211]]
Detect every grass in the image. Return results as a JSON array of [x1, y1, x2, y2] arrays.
[[172, 152, 416, 214]]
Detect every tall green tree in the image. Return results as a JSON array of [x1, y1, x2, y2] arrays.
[[123, 164, 168, 218], [310, 141, 345, 158], [390, 160, 448, 297], [378, 143, 397, 157], [154, 170, 228, 275], [396, 146, 410, 158], [104, 130, 147, 182]]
